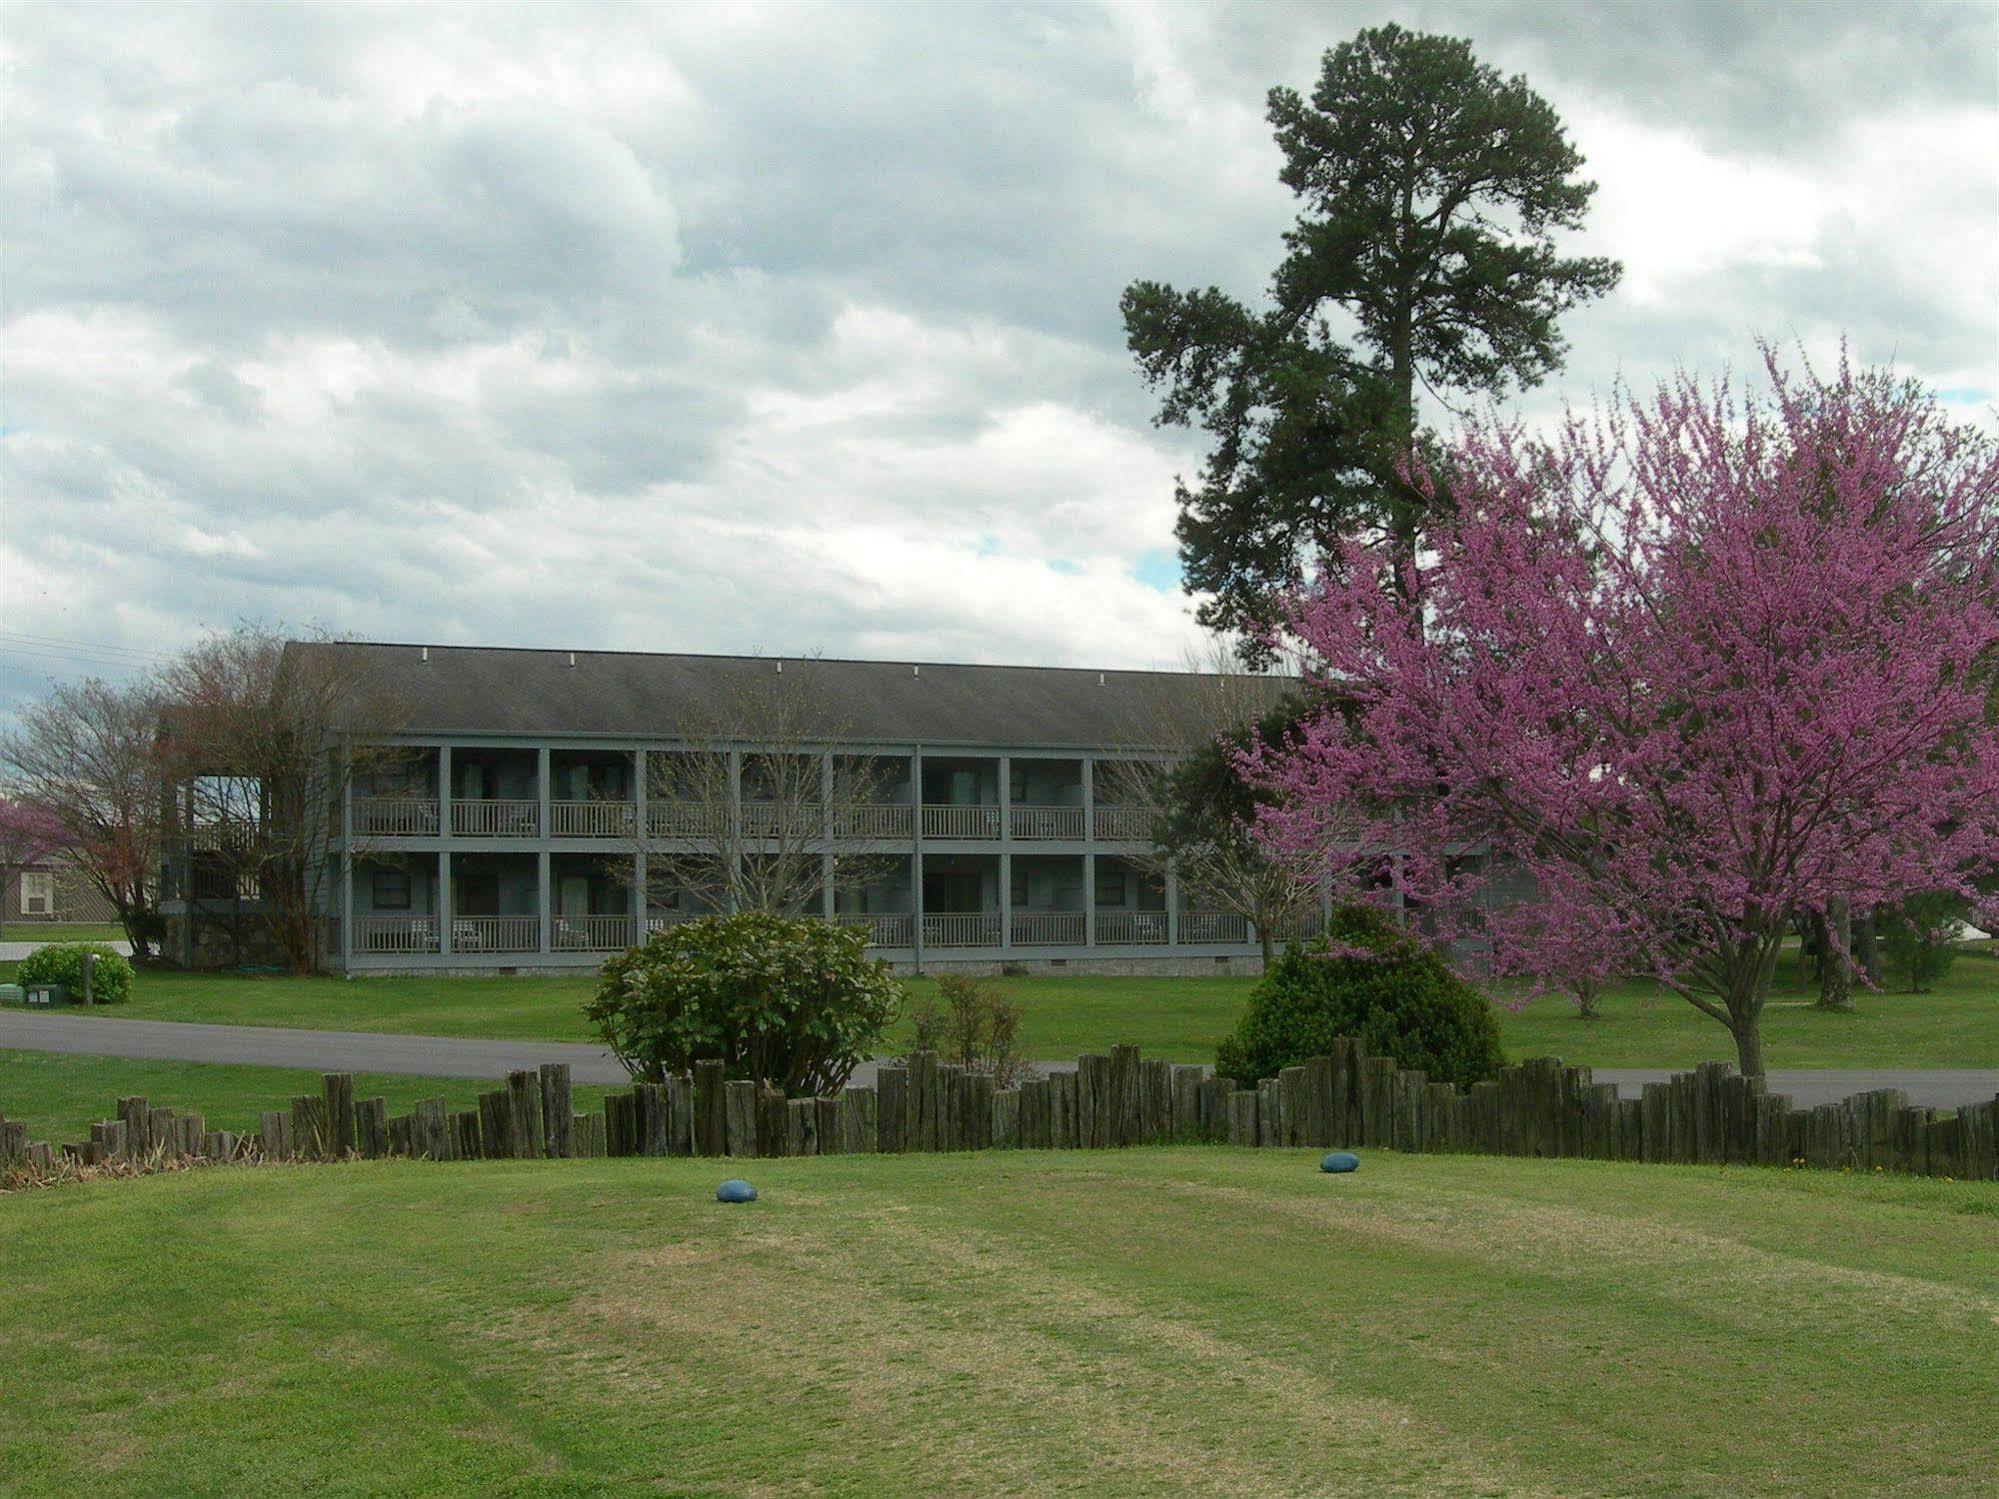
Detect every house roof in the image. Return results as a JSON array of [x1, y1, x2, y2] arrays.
[[286, 641, 1295, 751]]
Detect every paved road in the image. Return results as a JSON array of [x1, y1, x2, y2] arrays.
[[0, 939, 134, 961], [2, 1012, 1995, 1108]]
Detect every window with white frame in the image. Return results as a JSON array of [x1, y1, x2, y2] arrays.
[[20, 871, 54, 917]]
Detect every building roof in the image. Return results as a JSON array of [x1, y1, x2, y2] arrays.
[[288, 641, 1295, 750]]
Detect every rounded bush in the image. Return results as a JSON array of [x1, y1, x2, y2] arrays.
[[585, 911, 905, 1097], [13, 942, 134, 1004], [1215, 906, 1504, 1090]]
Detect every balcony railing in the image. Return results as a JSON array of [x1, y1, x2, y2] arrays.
[[1091, 806, 1151, 842], [353, 797, 439, 837], [1011, 910, 1085, 946], [833, 804, 914, 839], [836, 912, 915, 948], [1269, 911, 1324, 942], [740, 800, 806, 838], [551, 800, 635, 838], [921, 805, 1002, 840], [452, 799, 539, 837], [553, 913, 636, 952], [449, 915, 538, 954], [645, 910, 703, 935], [647, 803, 722, 839], [1010, 805, 1084, 841], [1096, 909, 1167, 945], [1181, 910, 1251, 945], [353, 915, 438, 954], [922, 911, 1001, 948]]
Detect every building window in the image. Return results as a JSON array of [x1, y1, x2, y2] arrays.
[[372, 868, 412, 911], [20, 871, 53, 917], [1095, 867, 1127, 906]]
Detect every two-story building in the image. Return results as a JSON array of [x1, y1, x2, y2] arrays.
[[299, 641, 1302, 975]]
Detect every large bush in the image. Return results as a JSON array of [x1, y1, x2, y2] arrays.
[[1215, 906, 1504, 1089], [1879, 891, 1969, 993], [585, 911, 905, 1096], [13, 942, 134, 1004]]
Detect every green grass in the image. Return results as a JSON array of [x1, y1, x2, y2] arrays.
[[1, 1151, 1992, 1495], [14, 955, 1998, 1070], [0, 922, 128, 944], [0, 1050, 614, 1146]]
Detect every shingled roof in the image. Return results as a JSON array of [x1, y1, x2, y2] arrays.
[[287, 641, 1295, 750]]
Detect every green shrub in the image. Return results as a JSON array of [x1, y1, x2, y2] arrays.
[[13, 943, 135, 1004], [1215, 906, 1504, 1089], [584, 911, 905, 1096], [1879, 891, 1969, 993]]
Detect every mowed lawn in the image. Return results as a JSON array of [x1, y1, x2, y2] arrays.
[[1, 1151, 1994, 1496], [0, 1050, 615, 1145], [14, 953, 1999, 1069]]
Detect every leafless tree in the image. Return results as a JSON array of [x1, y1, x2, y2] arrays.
[[1, 678, 168, 957], [617, 660, 901, 920], [1097, 639, 1368, 965], [158, 627, 409, 972]]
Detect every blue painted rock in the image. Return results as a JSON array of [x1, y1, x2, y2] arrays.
[[715, 1178, 758, 1203], [1319, 1152, 1360, 1174]]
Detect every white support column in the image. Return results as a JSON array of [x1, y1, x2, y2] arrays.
[[997, 754, 1011, 951], [1165, 859, 1180, 947], [1084, 853, 1096, 951], [537, 745, 552, 955], [1081, 758, 1096, 950], [633, 747, 648, 942], [437, 849, 452, 957], [910, 747, 925, 970], [821, 752, 835, 921], [438, 744, 453, 837], [726, 747, 742, 913]]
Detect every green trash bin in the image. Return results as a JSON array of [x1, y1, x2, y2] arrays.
[[24, 983, 70, 1008], [0, 983, 23, 1006]]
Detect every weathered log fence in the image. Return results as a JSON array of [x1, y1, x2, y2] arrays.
[[3, 1042, 1995, 1183]]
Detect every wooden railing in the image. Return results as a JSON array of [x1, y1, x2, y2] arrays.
[[451, 799, 539, 838], [836, 913, 915, 948], [1096, 909, 1167, 945], [1181, 911, 1251, 945], [740, 801, 806, 838], [647, 803, 721, 839], [550, 800, 635, 838], [922, 912, 1001, 948], [352, 797, 439, 837], [1091, 806, 1151, 842], [1011, 910, 1085, 946], [921, 805, 1002, 840], [645, 911, 701, 935], [1010, 805, 1084, 841], [449, 916, 538, 953], [352, 915, 438, 954], [553, 914, 635, 952], [833, 804, 913, 839], [1269, 911, 1324, 941]]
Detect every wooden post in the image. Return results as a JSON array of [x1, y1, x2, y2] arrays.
[[1075, 1054, 1107, 1148], [787, 1098, 814, 1156], [725, 1079, 759, 1157], [323, 1074, 357, 1158], [452, 1110, 482, 1161], [1256, 1078, 1279, 1147], [481, 1089, 518, 1160], [540, 1064, 574, 1158], [1303, 1055, 1333, 1147], [694, 1060, 728, 1156], [1140, 1058, 1171, 1143], [1278, 1066, 1308, 1148], [507, 1070, 545, 1159], [1330, 1038, 1359, 1146], [1170, 1065, 1202, 1142], [908, 1050, 939, 1152], [1052, 1069, 1078, 1148], [574, 1112, 606, 1157], [355, 1098, 387, 1159], [1110, 1045, 1141, 1146], [876, 1065, 908, 1153], [1228, 1088, 1258, 1147], [847, 1086, 878, 1153], [116, 1096, 148, 1161], [258, 1109, 288, 1161], [632, 1082, 661, 1156], [937, 1064, 964, 1151], [414, 1097, 451, 1161], [757, 1085, 789, 1158], [292, 1095, 328, 1162], [815, 1095, 843, 1155]]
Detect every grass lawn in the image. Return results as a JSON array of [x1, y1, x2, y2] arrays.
[[0, 1049, 616, 1145], [1, 1151, 1993, 1495], [11, 952, 1998, 1070], [0, 921, 128, 944]]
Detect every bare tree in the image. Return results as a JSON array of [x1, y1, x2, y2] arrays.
[[158, 627, 409, 972], [619, 660, 900, 920], [1097, 640, 1363, 965], [1, 678, 168, 958]]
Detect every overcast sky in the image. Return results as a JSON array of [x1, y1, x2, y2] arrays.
[[2, 0, 1994, 719]]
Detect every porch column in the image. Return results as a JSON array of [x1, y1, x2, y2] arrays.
[[821, 753, 835, 921], [911, 748, 925, 970], [633, 747, 648, 943], [998, 754, 1011, 951], [537, 746, 552, 955], [437, 849, 452, 957], [537, 850, 552, 957], [438, 744, 453, 837], [536, 746, 550, 840], [1084, 853, 1096, 951], [726, 747, 742, 912], [1165, 860, 1180, 946]]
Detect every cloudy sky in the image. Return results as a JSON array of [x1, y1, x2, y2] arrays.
[[2, 0, 1994, 719]]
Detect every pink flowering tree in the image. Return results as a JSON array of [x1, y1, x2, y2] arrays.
[[1255, 351, 1999, 1077], [0, 796, 67, 931]]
